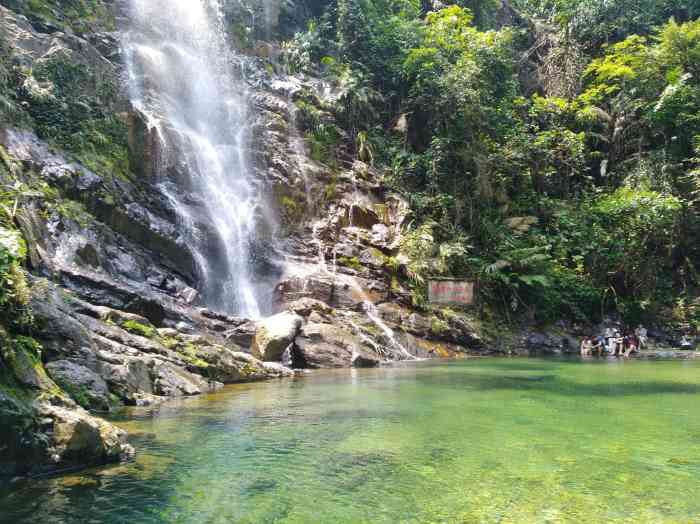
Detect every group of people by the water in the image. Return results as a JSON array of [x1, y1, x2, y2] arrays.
[[580, 326, 648, 358]]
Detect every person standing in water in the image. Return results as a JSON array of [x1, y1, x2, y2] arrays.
[[580, 336, 593, 356], [623, 333, 638, 357], [604, 327, 615, 355], [615, 331, 625, 356], [591, 336, 604, 356]]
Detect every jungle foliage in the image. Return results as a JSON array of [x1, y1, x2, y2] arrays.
[[1, 0, 115, 34], [286, 0, 700, 329]]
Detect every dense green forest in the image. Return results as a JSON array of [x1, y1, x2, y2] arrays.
[[284, 0, 700, 329]]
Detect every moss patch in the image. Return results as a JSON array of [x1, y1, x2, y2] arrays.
[[59, 382, 91, 409], [121, 320, 157, 339], [157, 333, 210, 370], [273, 185, 306, 232], [430, 317, 450, 335], [176, 342, 209, 370], [338, 256, 363, 272], [0, 228, 33, 331], [324, 174, 338, 202]]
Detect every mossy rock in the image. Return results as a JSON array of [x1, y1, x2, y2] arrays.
[[2, 336, 57, 392], [430, 317, 450, 335], [338, 256, 363, 272], [120, 319, 157, 339], [272, 184, 306, 232], [4, 0, 116, 34]]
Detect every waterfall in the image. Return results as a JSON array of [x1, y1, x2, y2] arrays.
[[123, 0, 265, 319], [361, 301, 416, 361]]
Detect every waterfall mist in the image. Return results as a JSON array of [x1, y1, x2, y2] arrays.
[[123, 0, 272, 319]]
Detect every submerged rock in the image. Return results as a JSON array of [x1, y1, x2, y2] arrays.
[[262, 362, 296, 377]]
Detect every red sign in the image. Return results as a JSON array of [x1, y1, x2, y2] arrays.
[[428, 280, 475, 306]]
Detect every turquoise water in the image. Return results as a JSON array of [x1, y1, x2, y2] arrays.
[[2, 358, 700, 523]]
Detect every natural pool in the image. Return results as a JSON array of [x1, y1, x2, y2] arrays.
[[2, 358, 700, 523]]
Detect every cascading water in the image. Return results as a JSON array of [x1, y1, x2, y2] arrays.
[[361, 301, 416, 361], [307, 222, 416, 361], [123, 0, 264, 318]]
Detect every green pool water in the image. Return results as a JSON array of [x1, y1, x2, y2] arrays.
[[2, 358, 700, 523]]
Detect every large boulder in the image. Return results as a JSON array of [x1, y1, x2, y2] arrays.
[[194, 345, 292, 382], [273, 273, 335, 307], [273, 272, 387, 311], [99, 357, 155, 401], [96, 353, 218, 403], [286, 297, 333, 318], [251, 312, 303, 362], [40, 403, 133, 470], [224, 321, 257, 348], [0, 330, 133, 478], [1, 396, 133, 478], [294, 322, 380, 368], [152, 361, 215, 397], [526, 332, 562, 354], [46, 360, 112, 412]]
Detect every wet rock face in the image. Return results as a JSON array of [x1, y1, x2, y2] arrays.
[[250, 73, 489, 367], [273, 272, 388, 311], [0, 393, 42, 478], [526, 332, 563, 355], [1, 128, 200, 312], [126, 110, 162, 179], [0, 4, 122, 98]]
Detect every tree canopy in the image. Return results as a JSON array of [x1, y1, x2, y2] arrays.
[[285, 0, 700, 329]]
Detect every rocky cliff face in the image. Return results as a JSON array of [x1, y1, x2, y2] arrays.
[[0, 0, 485, 478]]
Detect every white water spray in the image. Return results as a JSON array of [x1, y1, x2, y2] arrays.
[[124, 0, 263, 318]]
